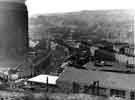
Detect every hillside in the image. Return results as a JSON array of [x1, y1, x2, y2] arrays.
[[29, 9, 134, 44]]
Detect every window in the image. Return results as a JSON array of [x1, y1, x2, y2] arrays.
[[130, 92, 135, 100], [98, 87, 107, 96], [110, 89, 126, 98]]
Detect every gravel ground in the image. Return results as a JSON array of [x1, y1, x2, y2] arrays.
[[0, 90, 33, 100], [0, 90, 109, 100]]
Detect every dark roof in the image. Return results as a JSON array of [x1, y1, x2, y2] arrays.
[[0, 56, 26, 71], [57, 67, 135, 90], [84, 61, 135, 72]]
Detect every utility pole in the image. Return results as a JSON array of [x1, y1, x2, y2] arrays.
[[46, 76, 49, 92]]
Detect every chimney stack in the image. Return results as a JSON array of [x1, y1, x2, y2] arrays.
[[0, 0, 28, 57]]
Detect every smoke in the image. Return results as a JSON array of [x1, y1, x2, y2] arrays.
[[0, 0, 27, 3]]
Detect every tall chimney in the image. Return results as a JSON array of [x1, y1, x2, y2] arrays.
[[0, 0, 28, 57]]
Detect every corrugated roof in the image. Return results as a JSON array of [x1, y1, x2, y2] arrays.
[[57, 68, 135, 90]]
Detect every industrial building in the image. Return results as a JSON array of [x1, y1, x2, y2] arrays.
[[0, 0, 52, 81], [57, 67, 135, 100], [0, 1, 135, 100]]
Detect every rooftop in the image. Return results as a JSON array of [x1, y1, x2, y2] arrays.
[[57, 67, 135, 91], [0, 56, 27, 72], [28, 74, 59, 85], [84, 61, 135, 73]]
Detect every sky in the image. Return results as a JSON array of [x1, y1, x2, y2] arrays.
[[26, 0, 135, 16]]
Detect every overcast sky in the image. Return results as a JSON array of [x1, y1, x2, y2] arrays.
[[26, 0, 135, 16]]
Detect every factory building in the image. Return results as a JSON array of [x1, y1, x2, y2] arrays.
[[57, 67, 135, 100], [0, 0, 52, 80]]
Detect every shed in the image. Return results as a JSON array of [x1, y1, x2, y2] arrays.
[[28, 75, 59, 85]]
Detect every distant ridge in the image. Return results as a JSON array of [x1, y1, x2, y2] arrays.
[[29, 9, 134, 44]]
